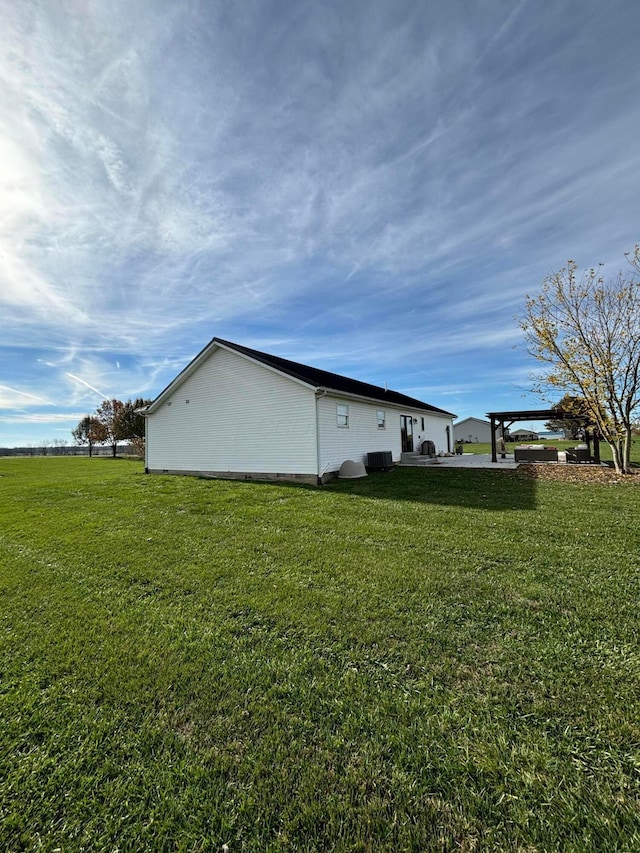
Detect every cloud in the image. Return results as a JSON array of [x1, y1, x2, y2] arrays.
[[3, 1, 638, 337], [1, 1, 639, 443], [0, 385, 52, 408], [0, 412, 86, 425], [64, 372, 108, 400]]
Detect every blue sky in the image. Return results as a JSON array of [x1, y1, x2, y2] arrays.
[[1, 0, 639, 446]]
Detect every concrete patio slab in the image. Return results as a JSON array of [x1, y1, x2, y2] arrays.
[[397, 453, 519, 470]]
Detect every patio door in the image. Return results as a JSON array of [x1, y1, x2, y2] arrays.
[[400, 415, 414, 452]]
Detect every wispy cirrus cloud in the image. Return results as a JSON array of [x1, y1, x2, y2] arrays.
[[0, 411, 87, 425], [1, 0, 639, 443], [64, 373, 108, 400], [0, 385, 53, 408]]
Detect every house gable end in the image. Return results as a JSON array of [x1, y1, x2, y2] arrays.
[[145, 346, 318, 476], [146, 338, 317, 413]]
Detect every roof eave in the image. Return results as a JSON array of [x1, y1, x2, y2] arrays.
[[317, 386, 455, 417]]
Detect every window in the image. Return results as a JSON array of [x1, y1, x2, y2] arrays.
[[377, 410, 386, 429], [421, 417, 425, 431], [337, 403, 349, 428]]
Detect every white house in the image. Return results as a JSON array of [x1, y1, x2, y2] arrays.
[[453, 417, 505, 444], [143, 338, 456, 484]]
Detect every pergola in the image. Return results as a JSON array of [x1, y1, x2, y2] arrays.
[[486, 409, 600, 463]]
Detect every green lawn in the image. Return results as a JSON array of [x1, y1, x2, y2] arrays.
[[1, 458, 639, 851]]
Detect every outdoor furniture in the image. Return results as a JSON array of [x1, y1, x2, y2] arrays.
[[566, 445, 590, 463], [514, 445, 558, 463]]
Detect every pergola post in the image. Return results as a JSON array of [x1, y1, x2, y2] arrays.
[[490, 416, 497, 463]]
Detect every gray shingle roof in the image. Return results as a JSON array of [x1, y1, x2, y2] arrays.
[[217, 339, 454, 416]]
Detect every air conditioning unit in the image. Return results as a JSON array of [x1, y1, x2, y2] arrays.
[[367, 451, 393, 471]]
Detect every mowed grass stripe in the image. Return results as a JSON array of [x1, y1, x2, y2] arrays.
[[1, 457, 639, 851]]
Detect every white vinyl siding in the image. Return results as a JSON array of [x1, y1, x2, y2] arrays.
[[317, 394, 452, 475], [417, 414, 452, 455], [146, 347, 318, 476]]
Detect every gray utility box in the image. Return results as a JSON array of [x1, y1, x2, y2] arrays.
[[367, 451, 393, 471]]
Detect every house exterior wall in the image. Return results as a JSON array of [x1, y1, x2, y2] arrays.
[[317, 393, 453, 476], [414, 411, 453, 455], [146, 347, 318, 478]]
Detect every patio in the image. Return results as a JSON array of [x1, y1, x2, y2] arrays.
[[398, 449, 602, 470], [398, 452, 519, 470]]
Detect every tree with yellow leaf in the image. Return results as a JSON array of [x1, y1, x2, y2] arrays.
[[521, 248, 640, 474]]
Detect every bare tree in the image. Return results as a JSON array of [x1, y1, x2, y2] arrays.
[[521, 252, 640, 474]]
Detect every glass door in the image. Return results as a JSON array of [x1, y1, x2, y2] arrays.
[[400, 415, 414, 453]]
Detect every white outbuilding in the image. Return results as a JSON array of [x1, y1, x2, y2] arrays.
[[142, 338, 456, 484], [453, 417, 502, 444]]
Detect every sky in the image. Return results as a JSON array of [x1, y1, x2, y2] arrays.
[[1, 0, 639, 446]]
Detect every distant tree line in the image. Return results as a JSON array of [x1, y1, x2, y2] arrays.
[[0, 443, 138, 458], [72, 398, 151, 458]]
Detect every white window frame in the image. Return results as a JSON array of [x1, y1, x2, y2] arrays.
[[337, 403, 349, 428], [377, 409, 386, 430]]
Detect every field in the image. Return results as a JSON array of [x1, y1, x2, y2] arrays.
[[1, 458, 639, 851]]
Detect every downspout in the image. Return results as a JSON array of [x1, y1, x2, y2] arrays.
[[144, 413, 149, 473], [315, 389, 327, 484]]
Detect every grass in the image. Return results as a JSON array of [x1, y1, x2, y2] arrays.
[[1, 457, 639, 851]]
